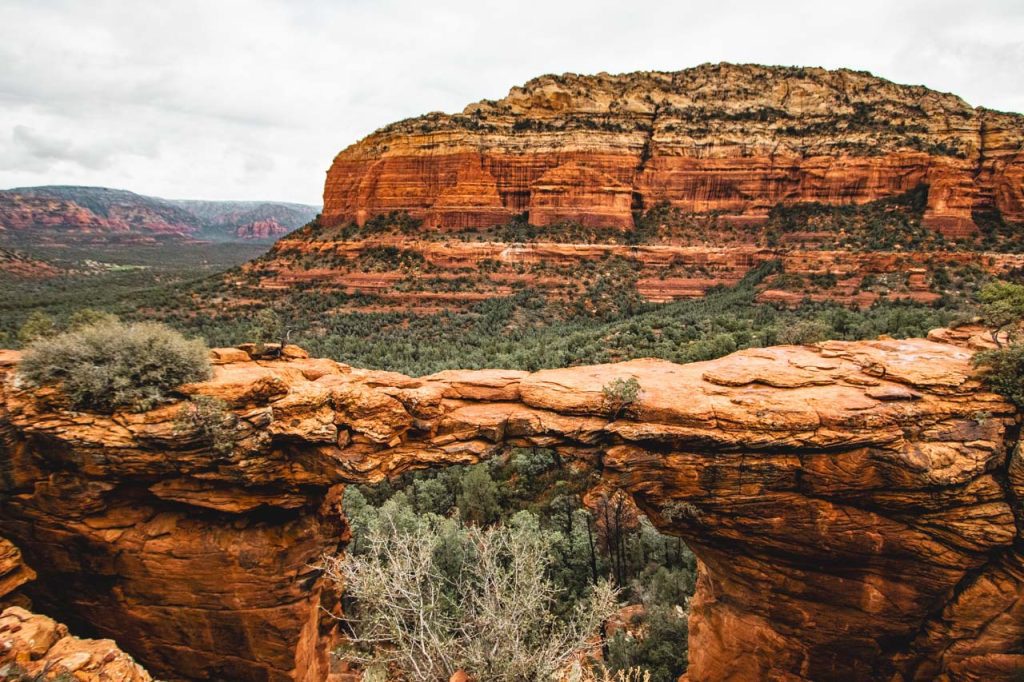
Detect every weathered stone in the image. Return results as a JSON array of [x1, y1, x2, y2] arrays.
[[0, 606, 152, 681], [0, 328, 1021, 681], [323, 66, 1024, 233], [0, 537, 34, 609]]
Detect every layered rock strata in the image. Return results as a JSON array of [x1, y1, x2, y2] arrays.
[[0, 329, 1022, 681], [251, 237, 1024, 311], [236, 65, 1024, 312], [324, 64, 1024, 234]]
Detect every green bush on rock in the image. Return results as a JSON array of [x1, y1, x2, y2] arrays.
[[973, 344, 1024, 408], [18, 320, 211, 412], [602, 377, 641, 418], [173, 395, 237, 455]]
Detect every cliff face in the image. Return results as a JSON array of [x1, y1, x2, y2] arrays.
[[0, 534, 152, 680], [0, 329, 1022, 681], [242, 65, 1024, 312], [323, 64, 1024, 234]]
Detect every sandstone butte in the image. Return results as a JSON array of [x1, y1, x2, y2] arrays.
[[0, 325, 1022, 681], [247, 63, 1024, 311], [322, 64, 1024, 234]]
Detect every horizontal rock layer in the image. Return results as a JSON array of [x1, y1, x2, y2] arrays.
[[323, 64, 1024, 234], [1, 327, 1021, 680], [250, 237, 1024, 310]]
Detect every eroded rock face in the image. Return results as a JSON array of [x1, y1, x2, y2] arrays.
[[0, 537, 34, 610], [252, 237, 1024, 312], [0, 535, 151, 681], [323, 64, 1024, 233], [0, 328, 1022, 681]]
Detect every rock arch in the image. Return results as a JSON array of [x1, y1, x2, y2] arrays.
[[0, 328, 1022, 681]]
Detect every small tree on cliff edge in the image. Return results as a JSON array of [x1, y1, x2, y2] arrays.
[[978, 281, 1024, 346], [973, 281, 1024, 408]]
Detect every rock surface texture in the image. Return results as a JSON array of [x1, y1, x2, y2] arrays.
[[0, 606, 153, 681], [323, 64, 1024, 233], [0, 327, 1022, 681], [0, 536, 34, 610], [0, 534, 152, 680]]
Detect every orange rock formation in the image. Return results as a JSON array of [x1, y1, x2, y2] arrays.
[[0, 535, 152, 680], [323, 64, 1024, 235], [253, 236, 1024, 311], [0, 327, 1022, 680], [237, 65, 1024, 312], [0, 607, 153, 681], [0, 537, 34, 610]]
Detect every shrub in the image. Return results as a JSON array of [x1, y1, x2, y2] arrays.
[[567, 664, 652, 682], [602, 377, 641, 418], [972, 344, 1024, 408], [606, 605, 689, 682], [19, 320, 211, 412], [777, 319, 831, 345], [174, 395, 236, 455], [67, 308, 119, 331], [17, 311, 56, 347]]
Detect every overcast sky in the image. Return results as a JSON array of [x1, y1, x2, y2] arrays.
[[1, 0, 1022, 205]]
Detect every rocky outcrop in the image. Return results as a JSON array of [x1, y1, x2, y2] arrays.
[[0, 328, 1022, 681], [234, 218, 292, 240], [0, 535, 152, 680], [0, 537, 34, 610], [0, 606, 153, 681], [323, 64, 1024, 234], [239, 65, 1024, 313], [0, 248, 59, 279]]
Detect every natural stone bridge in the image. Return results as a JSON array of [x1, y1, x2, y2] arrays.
[[1, 326, 1022, 681]]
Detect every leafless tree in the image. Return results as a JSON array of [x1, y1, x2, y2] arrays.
[[321, 510, 618, 681]]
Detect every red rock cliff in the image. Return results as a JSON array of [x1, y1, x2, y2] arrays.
[[0, 534, 152, 680], [0, 330, 1022, 681], [323, 64, 1024, 235]]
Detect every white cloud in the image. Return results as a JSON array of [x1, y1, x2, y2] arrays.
[[0, 0, 1021, 204]]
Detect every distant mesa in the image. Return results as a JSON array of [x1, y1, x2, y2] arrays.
[[0, 185, 320, 244], [245, 64, 1024, 313], [322, 63, 1024, 236]]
